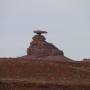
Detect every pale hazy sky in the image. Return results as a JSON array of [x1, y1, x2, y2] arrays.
[[0, 0, 90, 60]]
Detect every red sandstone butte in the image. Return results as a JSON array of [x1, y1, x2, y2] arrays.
[[0, 30, 90, 90]]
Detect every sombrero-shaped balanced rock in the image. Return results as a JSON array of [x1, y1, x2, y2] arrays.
[[34, 30, 47, 35], [27, 30, 64, 57]]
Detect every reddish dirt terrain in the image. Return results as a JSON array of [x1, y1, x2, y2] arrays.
[[0, 58, 90, 90]]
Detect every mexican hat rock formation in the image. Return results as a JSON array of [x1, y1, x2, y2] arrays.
[[25, 30, 73, 62], [27, 30, 64, 57]]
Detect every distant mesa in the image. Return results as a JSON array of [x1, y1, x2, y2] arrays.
[[83, 59, 90, 62], [27, 30, 64, 57]]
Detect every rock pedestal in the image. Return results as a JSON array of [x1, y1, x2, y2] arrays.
[[27, 30, 64, 57]]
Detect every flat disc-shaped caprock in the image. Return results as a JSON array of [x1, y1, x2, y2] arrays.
[[34, 30, 47, 35]]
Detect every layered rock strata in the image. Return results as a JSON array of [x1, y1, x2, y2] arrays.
[[27, 30, 64, 57]]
